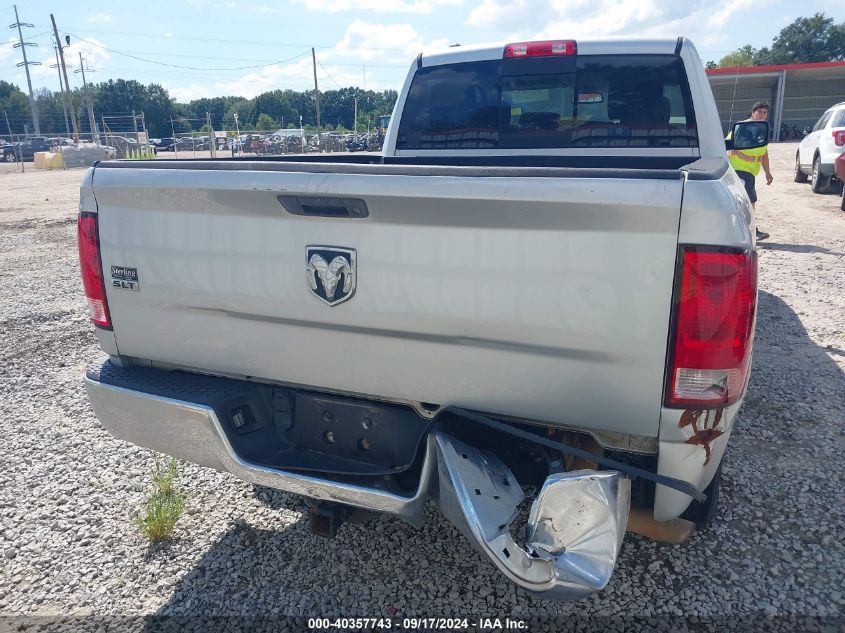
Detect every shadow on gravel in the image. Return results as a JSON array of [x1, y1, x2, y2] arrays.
[[756, 242, 844, 256], [140, 291, 845, 627]]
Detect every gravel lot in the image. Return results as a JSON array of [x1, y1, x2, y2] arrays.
[[1, 144, 843, 630]]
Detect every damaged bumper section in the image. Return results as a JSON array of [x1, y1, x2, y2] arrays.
[[433, 433, 630, 599], [87, 361, 634, 600]]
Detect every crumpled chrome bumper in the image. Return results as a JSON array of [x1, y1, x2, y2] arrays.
[[86, 367, 630, 600], [433, 432, 630, 600]]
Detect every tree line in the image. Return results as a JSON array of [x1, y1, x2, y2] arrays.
[[706, 13, 844, 68], [0, 79, 397, 137]]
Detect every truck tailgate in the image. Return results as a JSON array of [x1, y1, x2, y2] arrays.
[[92, 164, 683, 438]]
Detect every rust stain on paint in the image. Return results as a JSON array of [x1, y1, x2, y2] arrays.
[[679, 409, 725, 465]]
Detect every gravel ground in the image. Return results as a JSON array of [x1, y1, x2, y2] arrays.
[[1, 144, 843, 631]]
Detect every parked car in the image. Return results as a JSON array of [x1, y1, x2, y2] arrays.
[[1, 139, 17, 161], [193, 136, 211, 150], [80, 37, 763, 601], [230, 133, 265, 152], [794, 101, 845, 193], [9, 137, 53, 161], [151, 137, 175, 151], [105, 135, 140, 158], [47, 137, 75, 147], [172, 137, 198, 151]]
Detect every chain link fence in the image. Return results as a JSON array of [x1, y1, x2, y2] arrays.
[[1, 127, 385, 172], [158, 129, 384, 158]]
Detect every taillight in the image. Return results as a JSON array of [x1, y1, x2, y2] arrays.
[[77, 212, 111, 329], [504, 40, 577, 58], [665, 247, 757, 408], [833, 129, 845, 146]]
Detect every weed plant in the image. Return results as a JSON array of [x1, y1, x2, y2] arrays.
[[137, 458, 185, 543]]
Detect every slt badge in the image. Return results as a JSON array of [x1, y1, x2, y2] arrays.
[[306, 246, 357, 306]]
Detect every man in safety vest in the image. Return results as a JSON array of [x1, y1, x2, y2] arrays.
[[728, 101, 774, 240]]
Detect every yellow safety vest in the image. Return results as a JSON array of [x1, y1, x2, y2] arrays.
[[726, 123, 768, 176]]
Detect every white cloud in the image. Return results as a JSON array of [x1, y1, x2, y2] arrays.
[[163, 20, 446, 99], [294, 0, 462, 13], [243, 3, 285, 13], [330, 19, 450, 62], [28, 37, 112, 85], [88, 11, 112, 23], [169, 84, 212, 102], [0, 37, 16, 67], [466, 0, 761, 50]]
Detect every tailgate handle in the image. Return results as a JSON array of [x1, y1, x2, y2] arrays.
[[278, 195, 369, 218]]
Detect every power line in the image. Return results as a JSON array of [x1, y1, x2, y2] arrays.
[[63, 32, 312, 71], [317, 59, 343, 90], [63, 25, 423, 54], [23, 45, 408, 69]]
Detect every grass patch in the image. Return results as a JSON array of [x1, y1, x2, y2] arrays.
[[137, 458, 185, 543]]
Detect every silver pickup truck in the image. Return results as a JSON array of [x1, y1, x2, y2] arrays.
[[80, 37, 767, 600]]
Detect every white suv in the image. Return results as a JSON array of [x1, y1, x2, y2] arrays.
[[794, 102, 845, 193]]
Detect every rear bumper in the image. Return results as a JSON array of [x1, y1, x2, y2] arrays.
[[85, 372, 434, 519], [820, 151, 841, 177], [85, 361, 631, 601]]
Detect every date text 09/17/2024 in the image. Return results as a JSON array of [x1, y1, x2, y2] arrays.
[[306, 617, 528, 630]]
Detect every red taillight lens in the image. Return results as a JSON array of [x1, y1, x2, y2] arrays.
[[665, 248, 757, 408], [504, 40, 577, 58], [77, 213, 111, 329], [833, 129, 845, 146]]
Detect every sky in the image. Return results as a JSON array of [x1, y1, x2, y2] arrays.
[[0, 0, 842, 103]]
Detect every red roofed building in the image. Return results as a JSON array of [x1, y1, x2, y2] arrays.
[[706, 61, 845, 141]]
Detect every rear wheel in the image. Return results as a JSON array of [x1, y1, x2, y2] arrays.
[[681, 460, 723, 528], [811, 155, 831, 193], [793, 152, 808, 183]]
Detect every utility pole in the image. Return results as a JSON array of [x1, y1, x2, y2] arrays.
[[76, 52, 99, 144], [354, 96, 358, 135], [311, 48, 322, 150], [4, 109, 23, 171], [50, 46, 71, 135], [51, 15, 78, 142], [170, 116, 178, 159], [207, 111, 216, 158], [10, 5, 40, 135]]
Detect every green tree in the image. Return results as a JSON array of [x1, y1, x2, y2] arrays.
[[222, 99, 251, 130], [34, 88, 68, 134], [252, 90, 298, 128], [718, 45, 757, 68], [754, 13, 845, 64], [0, 81, 31, 135], [255, 112, 278, 130]]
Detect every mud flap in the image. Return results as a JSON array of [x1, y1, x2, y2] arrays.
[[432, 431, 631, 600]]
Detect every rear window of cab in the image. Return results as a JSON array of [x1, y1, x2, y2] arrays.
[[396, 55, 698, 150]]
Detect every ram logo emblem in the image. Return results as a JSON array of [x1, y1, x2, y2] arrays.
[[305, 246, 357, 306]]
